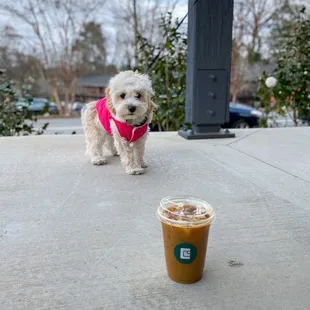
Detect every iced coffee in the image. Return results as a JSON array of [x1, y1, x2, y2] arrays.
[[157, 196, 215, 284]]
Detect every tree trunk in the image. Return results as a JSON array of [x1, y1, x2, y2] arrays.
[[133, 0, 139, 69], [51, 86, 62, 114], [69, 76, 78, 116], [231, 90, 238, 103], [293, 106, 298, 127], [64, 87, 70, 116]]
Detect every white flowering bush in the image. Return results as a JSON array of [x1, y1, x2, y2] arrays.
[[258, 7, 310, 127], [265, 77, 277, 88]]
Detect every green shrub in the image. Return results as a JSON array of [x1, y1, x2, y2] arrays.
[[0, 74, 48, 136], [137, 13, 187, 131], [258, 7, 310, 127]]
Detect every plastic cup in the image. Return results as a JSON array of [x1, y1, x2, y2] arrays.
[[157, 196, 216, 284]]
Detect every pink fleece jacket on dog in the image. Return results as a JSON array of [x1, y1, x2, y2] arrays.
[[96, 97, 148, 143]]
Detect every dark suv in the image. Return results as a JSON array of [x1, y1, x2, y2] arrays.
[[222, 102, 262, 128], [150, 101, 262, 131]]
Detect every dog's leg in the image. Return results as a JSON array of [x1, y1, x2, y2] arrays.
[[111, 122, 144, 175], [81, 105, 108, 165], [85, 131, 107, 165], [134, 133, 148, 168], [105, 135, 119, 156]]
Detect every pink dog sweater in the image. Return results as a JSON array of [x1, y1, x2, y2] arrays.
[[96, 97, 148, 143]]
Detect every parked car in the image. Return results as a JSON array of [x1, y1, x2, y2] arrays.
[[149, 101, 262, 131], [47, 102, 59, 115], [16, 98, 59, 115], [222, 102, 262, 128], [72, 102, 86, 114], [299, 102, 310, 126], [30, 98, 59, 115], [300, 116, 310, 126]]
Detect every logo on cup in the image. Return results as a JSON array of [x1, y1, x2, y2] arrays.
[[174, 243, 197, 264], [180, 248, 191, 259]]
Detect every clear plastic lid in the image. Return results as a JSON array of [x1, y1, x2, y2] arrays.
[[157, 195, 216, 227]]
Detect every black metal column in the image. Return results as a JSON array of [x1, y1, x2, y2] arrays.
[[179, 0, 235, 139]]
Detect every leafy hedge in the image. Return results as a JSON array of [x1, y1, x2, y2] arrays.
[[137, 13, 187, 131], [0, 74, 48, 136]]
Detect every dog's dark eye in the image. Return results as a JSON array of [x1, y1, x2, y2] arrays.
[[136, 93, 142, 99], [120, 93, 126, 99]]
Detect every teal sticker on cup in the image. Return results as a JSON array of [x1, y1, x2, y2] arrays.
[[174, 243, 197, 264]]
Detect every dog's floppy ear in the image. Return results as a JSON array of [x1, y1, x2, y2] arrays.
[[149, 100, 157, 111], [105, 87, 116, 115], [147, 95, 157, 121]]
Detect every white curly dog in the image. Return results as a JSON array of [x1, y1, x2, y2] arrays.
[[81, 70, 156, 175]]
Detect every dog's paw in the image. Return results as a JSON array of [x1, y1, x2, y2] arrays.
[[126, 167, 144, 175], [141, 161, 149, 168], [90, 156, 107, 165]]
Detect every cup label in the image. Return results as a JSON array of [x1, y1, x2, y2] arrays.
[[174, 243, 197, 264]]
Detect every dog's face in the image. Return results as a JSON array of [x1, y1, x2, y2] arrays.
[[105, 71, 156, 123]]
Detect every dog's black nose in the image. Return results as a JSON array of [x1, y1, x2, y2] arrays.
[[128, 105, 136, 113]]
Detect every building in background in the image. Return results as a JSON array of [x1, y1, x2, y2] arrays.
[[77, 74, 114, 102]]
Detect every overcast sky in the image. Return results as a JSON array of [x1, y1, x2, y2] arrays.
[[2, 0, 308, 64], [0, 0, 188, 63]]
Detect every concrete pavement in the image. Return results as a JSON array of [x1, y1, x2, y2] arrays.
[[1, 128, 310, 309]]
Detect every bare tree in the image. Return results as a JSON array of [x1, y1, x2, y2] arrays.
[[245, 0, 278, 59], [108, 0, 179, 68], [231, 0, 281, 101], [231, 2, 248, 102], [133, 0, 139, 68], [1, 0, 108, 115]]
